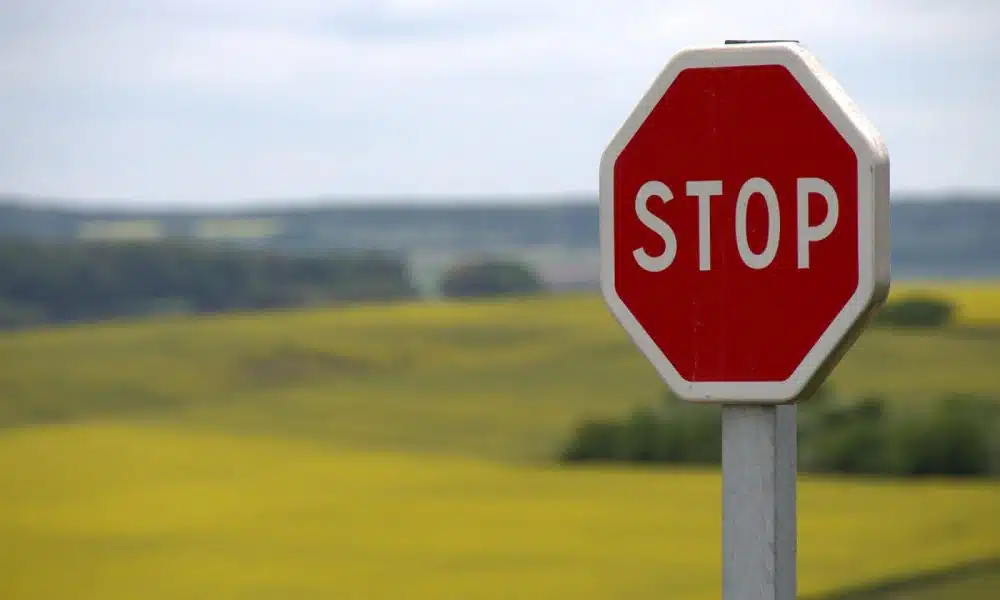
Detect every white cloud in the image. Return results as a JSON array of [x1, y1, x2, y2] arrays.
[[0, 0, 997, 206]]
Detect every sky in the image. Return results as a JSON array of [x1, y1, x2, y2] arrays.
[[1, 0, 998, 209]]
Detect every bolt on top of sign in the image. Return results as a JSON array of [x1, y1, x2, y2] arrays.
[[599, 41, 890, 405]]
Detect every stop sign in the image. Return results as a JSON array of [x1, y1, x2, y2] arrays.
[[599, 42, 890, 404]]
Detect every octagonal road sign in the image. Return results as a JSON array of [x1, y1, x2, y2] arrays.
[[599, 41, 890, 404]]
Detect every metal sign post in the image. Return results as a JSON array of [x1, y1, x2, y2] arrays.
[[598, 40, 890, 600], [722, 405, 797, 600]]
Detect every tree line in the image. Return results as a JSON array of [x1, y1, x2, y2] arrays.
[[0, 236, 420, 328], [561, 387, 1000, 478], [0, 237, 549, 329]]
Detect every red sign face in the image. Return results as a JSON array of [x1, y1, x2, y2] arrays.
[[600, 44, 889, 403]]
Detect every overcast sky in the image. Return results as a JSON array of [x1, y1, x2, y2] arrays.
[[1, 0, 998, 208]]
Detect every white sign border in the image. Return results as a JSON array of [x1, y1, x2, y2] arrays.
[[599, 42, 890, 404]]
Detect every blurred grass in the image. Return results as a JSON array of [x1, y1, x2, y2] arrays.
[[1, 282, 999, 599], [1, 285, 999, 462], [1, 422, 998, 600]]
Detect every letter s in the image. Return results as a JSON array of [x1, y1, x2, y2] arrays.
[[633, 181, 676, 272]]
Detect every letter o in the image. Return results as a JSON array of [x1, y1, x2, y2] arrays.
[[735, 177, 781, 270]]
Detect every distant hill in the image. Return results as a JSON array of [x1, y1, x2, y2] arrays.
[[2, 193, 999, 290]]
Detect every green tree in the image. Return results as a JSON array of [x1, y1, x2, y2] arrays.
[[438, 258, 546, 299], [873, 296, 955, 328]]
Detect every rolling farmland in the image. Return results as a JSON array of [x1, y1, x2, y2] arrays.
[[1, 282, 999, 599]]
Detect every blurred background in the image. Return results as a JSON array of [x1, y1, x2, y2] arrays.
[[1, 1, 998, 599]]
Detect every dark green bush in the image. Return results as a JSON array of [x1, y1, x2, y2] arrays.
[[438, 258, 545, 299], [662, 402, 722, 464], [889, 395, 1000, 476], [799, 396, 891, 475], [561, 388, 999, 478], [618, 408, 665, 462], [872, 296, 955, 328], [560, 419, 621, 462]]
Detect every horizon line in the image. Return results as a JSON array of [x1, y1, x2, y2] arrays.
[[1, 187, 999, 214]]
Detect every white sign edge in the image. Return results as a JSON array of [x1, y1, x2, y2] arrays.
[[598, 41, 891, 405]]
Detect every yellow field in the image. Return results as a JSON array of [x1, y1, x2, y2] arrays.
[[2, 423, 998, 600], [1, 282, 999, 599]]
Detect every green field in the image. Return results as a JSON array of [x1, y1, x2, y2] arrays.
[[1, 283, 999, 599], [2, 287, 999, 461]]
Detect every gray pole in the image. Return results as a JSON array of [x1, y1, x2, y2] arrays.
[[722, 404, 797, 600]]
